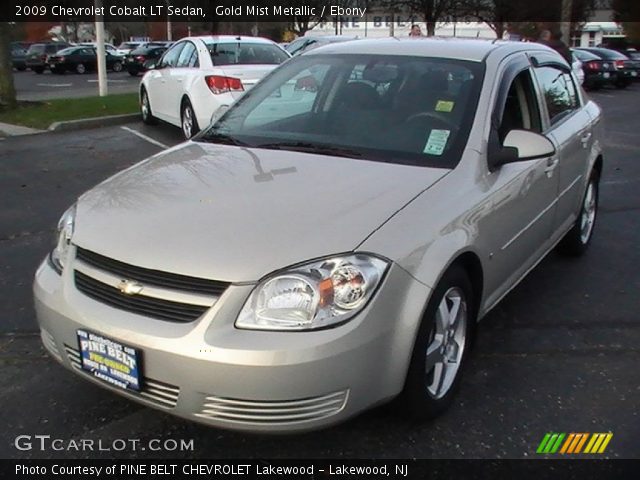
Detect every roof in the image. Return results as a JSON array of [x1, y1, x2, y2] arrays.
[[186, 35, 277, 45], [305, 37, 547, 62]]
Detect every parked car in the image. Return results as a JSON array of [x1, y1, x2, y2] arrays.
[[140, 35, 291, 139], [11, 43, 29, 71], [124, 45, 168, 76], [116, 41, 146, 56], [79, 42, 121, 56], [576, 47, 638, 88], [285, 35, 358, 56], [35, 38, 603, 433], [25, 42, 70, 73], [48, 46, 124, 74], [571, 48, 618, 90]]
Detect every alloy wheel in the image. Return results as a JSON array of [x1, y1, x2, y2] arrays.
[[580, 181, 597, 244], [425, 287, 467, 399]]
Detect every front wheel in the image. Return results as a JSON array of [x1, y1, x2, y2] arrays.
[[75, 63, 86, 74], [557, 172, 599, 256], [111, 61, 123, 73], [181, 99, 199, 139], [398, 266, 475, 420]]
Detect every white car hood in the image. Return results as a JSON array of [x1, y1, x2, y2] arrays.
[[74, 142, 448, 282]]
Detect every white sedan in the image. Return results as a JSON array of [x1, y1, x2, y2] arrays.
[[140, 35, 291, 139]]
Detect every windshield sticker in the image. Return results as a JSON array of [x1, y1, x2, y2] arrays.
[[424, 129, 451, 156], [435, 100, 455, 113]]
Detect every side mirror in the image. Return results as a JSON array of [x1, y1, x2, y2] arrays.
[[145, 60, 157, 70], [503, 130, 556, 160], [488, 129, 556, 171]]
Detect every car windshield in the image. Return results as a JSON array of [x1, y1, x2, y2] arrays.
[[198, 54, 484, 168], [594, 49, 628, 60], [205, 41, 289, 66], [573, 50, 600, 61], [56, 47, 80, 55]]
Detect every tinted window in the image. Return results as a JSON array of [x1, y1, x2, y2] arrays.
[[572, 49, 600, 62], [28, 44, 45, 54], [159, 42, 185, 68], [534, 66, 578, 126], [206, 42, 289, 66], [199, 54, 484, 168]]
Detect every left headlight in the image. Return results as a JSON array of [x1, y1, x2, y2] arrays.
[[49, 204, 76, 274], [236, 254, 389, 331]]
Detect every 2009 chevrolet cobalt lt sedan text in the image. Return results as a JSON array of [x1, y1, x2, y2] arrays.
[[35, 38, 603, 433]]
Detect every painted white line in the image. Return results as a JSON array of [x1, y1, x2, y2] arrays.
[[120, 126, 168, 149], [87, 79, 127, 83], [36, 83, 72, 87]]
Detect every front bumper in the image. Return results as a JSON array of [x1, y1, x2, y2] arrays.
[[34, 256, 429, 433]]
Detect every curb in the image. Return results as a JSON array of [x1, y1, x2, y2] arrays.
[[48, 113, 141, 132], [0, 121, 45, 136]]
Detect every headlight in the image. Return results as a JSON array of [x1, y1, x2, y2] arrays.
[[236, 254, 389, 331], [49, 204, 76, 274]]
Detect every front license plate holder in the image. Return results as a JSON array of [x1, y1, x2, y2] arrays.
[[77, 329, 141, 391]]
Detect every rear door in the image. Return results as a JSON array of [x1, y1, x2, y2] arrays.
[[164, 41, 199, 124], [530, 54, 593, 238], [145, 42, 185, 121]]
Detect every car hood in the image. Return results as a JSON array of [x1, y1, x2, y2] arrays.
[[74, 142, 448, 282]]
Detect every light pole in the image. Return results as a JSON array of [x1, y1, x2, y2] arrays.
[[166, 0, 172, 41], [94, 0, 107, 96]]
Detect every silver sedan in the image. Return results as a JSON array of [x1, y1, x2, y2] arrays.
[[34, 38, 603, 433]]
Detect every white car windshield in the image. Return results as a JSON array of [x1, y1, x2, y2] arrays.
[[199, 54, 484, 168], [205, 41, 289, 66]]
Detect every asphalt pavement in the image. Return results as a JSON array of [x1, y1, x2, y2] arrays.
[[1, 87, 639, 459], [13, 69, 141, 101]]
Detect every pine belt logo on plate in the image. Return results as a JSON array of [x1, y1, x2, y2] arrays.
[[536, 432, 613, 454]]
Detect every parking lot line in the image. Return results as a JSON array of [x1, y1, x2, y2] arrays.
[[120, 126, 169, 149]]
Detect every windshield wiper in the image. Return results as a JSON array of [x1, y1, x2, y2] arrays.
[[197, 132, 247, 146], [256, 141, 363, 159]]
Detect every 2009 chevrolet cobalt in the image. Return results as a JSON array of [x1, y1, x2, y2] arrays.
[[35, 38, 603, 432]]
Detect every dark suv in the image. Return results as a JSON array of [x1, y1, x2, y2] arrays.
[[25, 42, 70, 73]]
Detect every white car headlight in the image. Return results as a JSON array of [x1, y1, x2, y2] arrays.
[[236, 254, 389, 331], [49, 204, 76, 273]]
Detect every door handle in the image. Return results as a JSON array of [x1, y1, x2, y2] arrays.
[[544, 158, 559, 177], [580, 132, 592, 147]]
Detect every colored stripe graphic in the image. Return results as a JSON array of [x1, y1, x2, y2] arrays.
[[539, 433, 612, 454]]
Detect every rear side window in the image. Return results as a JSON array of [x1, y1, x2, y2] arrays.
[[159, 42, 185, 68], [176, 42, 198, 68], [534, 66, 578, 126], [207, 42, 289, 66], [28, 44, 45, 53]]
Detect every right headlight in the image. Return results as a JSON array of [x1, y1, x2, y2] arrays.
[[49, 204, 76, 274], [236, 254, 389, 331]]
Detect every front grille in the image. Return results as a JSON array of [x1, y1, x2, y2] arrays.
[[75, 271, 208, 322], [195, 391, 349, 426], [75, 247, 229, 296], [65, 345, 180, 408]]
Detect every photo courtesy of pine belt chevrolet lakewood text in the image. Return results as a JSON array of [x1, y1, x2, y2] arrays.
[[34, 38, 603, 433]]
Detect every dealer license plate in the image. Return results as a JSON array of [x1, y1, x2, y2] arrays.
[[77, 330, 141, 391]]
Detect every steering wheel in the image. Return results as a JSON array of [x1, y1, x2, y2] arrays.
[[404, 111, 459, 132]]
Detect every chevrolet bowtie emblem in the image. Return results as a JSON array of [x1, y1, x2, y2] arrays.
[[117, 279, 144, 295]]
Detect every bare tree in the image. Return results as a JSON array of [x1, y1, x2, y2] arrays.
[[0, 22, 17, 109], [403, 0, 457, 36]]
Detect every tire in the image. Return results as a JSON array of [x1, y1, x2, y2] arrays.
[[557, 171, 599, 257], [112, 61, 123, 73], [140, 88, 157, 125], [17, 66, 26, 71], [181, 99, 200, 139], [398, 265, 475, 420], [33, 67, 44, 74], [75, 63, 86, 74]]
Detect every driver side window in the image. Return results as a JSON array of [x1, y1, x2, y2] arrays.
[[498, 70, 542, 142]]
